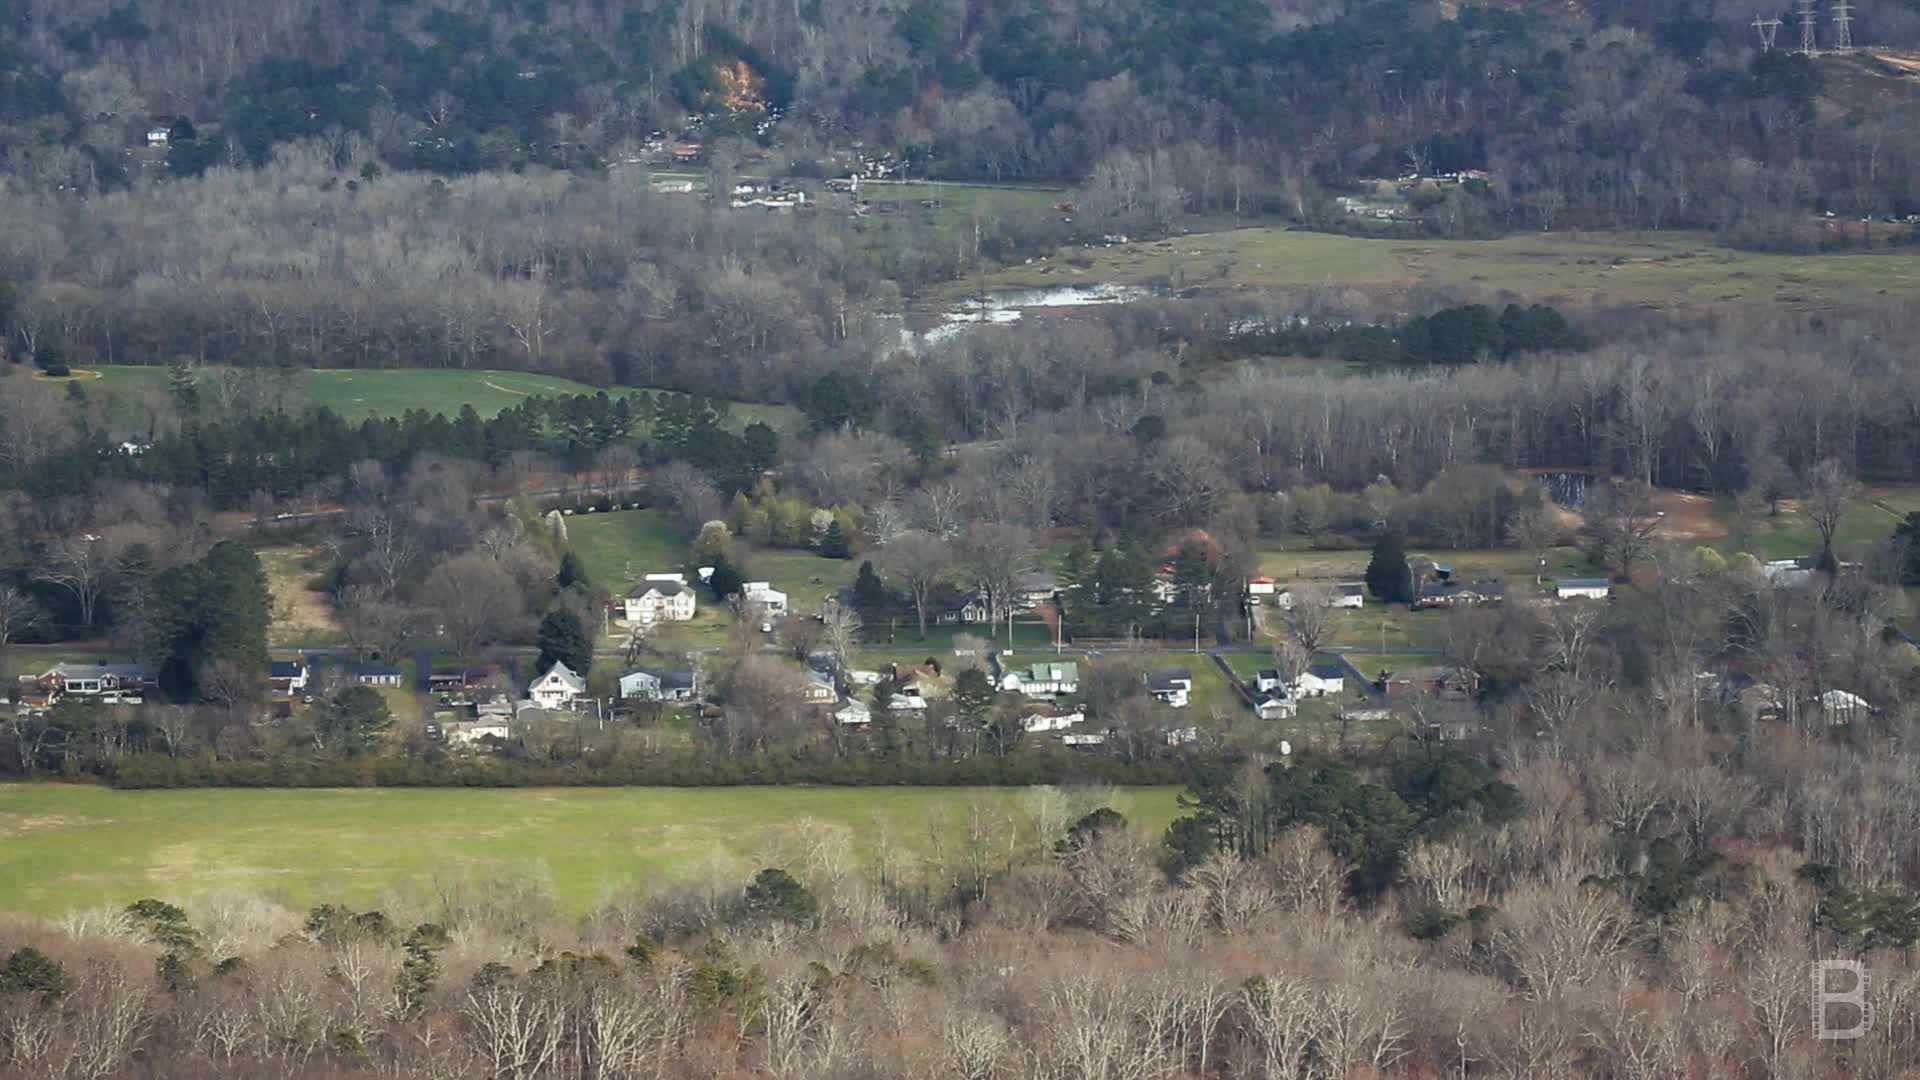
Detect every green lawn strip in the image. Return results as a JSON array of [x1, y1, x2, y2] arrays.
[[0, 784, 1182, 916], [73, 365, 800, 432]]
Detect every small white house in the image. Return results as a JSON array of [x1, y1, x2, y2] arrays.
[[1254, 669, 1285, 694], [1297, 660, 1345, 697], [619, 667, 697, 702], [444, 719, 512, 747], [834, 698, 872, 726], [1331, 584, 1366, 609], [1147, 668, 1193, 708], [1556, 578, 1611, 601], [742, 581, 789, 616], [1255, 696, 1297, 721], [529, 662, 585, 709], [624, 580, 697, 625], [146, 125, 171, 146], [1247, 576, 1279, 603]]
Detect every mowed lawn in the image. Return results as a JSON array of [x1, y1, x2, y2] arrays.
[[59, 366, 800, 430], [565, 509, 686, 591], [1713, 484, 1920, 562], [953, 228, 1920, 313], [0, 784, 1184, 917]]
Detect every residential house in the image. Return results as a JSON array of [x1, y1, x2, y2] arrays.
[[1020, 705, 1086, 733], [834, 698, 872, 726], [619, 667, 698, 703], [146, 125, 171, 146], [269, 658, 309, 695], [1298, 659, 1346, 696], [1417, 579, 1504, 609], [1377, 666, 1478, 700], [1332, 584, 1366, 609], [935, 588, 993, 625], [1147, 668, 1193, 708], [1016, 570, 1059, 609], [349, 664, 405, 688], [1247, 576, 1280, 604], [1254, 669, 1285, 694], [529, 662, 585, 709], [800, 669, 838, 706], [1555, 578, 1611, 601], [742, 582, 789, 616], [1000, 661, 1079, 698], [444, 719, 513, 748], [1817, 689, 1872, 725], [624, 579, 696, 625], [1255, 696, 1297, 721], [1061, 731, 1108, 747], [37, 663, 154, 698]]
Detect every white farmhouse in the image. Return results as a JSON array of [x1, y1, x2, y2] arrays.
[[624, 579, 697, 625], [529, 661, 585, 709]]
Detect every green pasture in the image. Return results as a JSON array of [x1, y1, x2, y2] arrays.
[[0, 784, 1184, 917], [951, 228, 1920, 312]]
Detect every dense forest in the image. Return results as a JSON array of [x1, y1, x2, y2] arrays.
[[7, 0, 1920, 227]]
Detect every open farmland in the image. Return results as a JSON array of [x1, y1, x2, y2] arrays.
[[0, 784, 1183, 917], [949, 229, 1920, 313]]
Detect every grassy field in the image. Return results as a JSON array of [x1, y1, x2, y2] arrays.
[[743, 546, 858, 612], [54, 366, 800, 431], [0, 784, 1184, 917], [1253, 541, 1592, 584], [1714, 484, 1920, 562], [855, 180, 1064, 233], [952, 228, 1920, 312], [565, 510, 686, 591]]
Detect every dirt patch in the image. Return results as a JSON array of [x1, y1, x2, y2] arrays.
[[31, 368, 102, 381], [0, 816, 80, 838], [1651, 491, 1726, 542], [258, 547, 345, 646]]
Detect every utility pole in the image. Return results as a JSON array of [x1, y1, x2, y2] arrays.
[[1798, 0, 1820, 55], [1832, 0, 1855, 52], [1754, 14, 1782, 51]]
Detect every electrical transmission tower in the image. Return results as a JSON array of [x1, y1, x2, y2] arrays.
[[1754, 14, 1783, 50], [1832, 1, 1855, 52], [1798, 0, 1820, 54]]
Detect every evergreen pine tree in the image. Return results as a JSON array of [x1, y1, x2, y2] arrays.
[[819, 519, 851, 559], [535, 609, 592, 676], [1365, 532, 1413, 603], [557, 550, 589, 589]]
